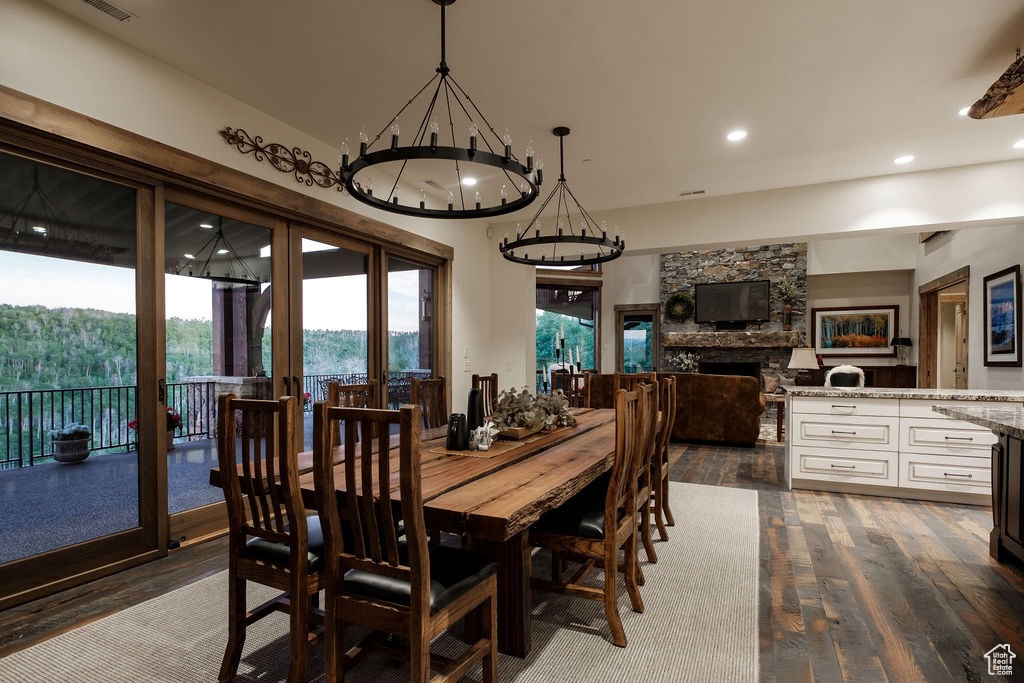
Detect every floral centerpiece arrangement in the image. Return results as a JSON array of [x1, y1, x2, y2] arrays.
[[669, 351, 701, 373], [490, 387, 577, 436]]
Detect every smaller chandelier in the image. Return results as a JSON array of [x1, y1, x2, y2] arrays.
[[499, 127, 624, 267], [339, 0, 539, 220]]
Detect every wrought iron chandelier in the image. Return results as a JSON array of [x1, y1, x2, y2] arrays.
[[499, 127, 624, 266], [170, 217, 262, 286], [339, 0, 540, 219]]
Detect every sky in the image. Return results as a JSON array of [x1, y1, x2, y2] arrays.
[[0, 251, 420, 331]]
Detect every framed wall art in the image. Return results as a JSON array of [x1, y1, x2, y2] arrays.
[[983, 264, 1022, 367], [811, 305, 897, 357]]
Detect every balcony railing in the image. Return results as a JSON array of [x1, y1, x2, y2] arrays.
[[1, 374, 432, 469], [0, 381, 216, 469]]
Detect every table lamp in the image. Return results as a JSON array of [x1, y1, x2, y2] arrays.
[[788, 347, 820, 385], [891, 337, 913, 366]]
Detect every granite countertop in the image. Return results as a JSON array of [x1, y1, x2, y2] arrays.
[[933, 405, 1024, 440], [786, 387, 1024, 401]]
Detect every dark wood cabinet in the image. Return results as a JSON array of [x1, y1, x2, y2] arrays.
[[992, 433, 1024, 566], [796, 365, 917, 388]]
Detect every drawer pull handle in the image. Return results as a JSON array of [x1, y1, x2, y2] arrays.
[[831, 429, 858, 435], [831, 404, 856, 410], [830, 463, 857, 470], [943, 436, 974, 441], [943, 472, 974, 479]]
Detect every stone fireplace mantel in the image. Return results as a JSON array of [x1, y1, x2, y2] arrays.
[[663, 331, 803, 349]]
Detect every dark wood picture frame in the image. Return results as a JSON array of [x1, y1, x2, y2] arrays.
[[983, 264, 1022, 367], [811, 305, 898, 357]]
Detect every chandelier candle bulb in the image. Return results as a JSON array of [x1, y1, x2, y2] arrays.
[[469, 123, 478, 153], [500, 185, 508, 205], [359, 128, 368, 156], [526, 140, 534, 170], [475, 191, 481, 209], [447, 191, 454, 211], [390, 121, 400, 150], [429, 119, 439, 148], [420, 189, 426, 209], [339, 139, 350, 170]]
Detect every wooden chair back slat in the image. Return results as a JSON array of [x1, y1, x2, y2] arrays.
[[411, 376, 447, 429], [551, 370, 589, 408], [471, 372, 500, 417]]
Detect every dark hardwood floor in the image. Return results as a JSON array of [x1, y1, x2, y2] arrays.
[[2, 440, 1023, 682]]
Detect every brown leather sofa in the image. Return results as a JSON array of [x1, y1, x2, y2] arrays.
[[588, 372, 765, 446]]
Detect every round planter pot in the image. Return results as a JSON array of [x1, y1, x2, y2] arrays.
[[52, 437, 91, 464]]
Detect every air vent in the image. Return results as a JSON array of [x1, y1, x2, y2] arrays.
[[679, 189, 706, 198], [80, 0, 134, 21], [422, 179, 445, 191]]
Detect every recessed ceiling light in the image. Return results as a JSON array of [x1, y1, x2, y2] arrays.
[[31, 225, 46, 234], [217, 248, 230, 255], [462, 177, 477, 187], [199, 223, 214, 229], [184, 253, 195, 259], [1013, 139, 1024, 149], [957, 106, 971, 117], [894, 154, 914, 165], [726, 129, 748, 142]]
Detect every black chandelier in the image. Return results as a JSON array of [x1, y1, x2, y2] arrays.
[[339, 0, 539, 219], [499, 127, 624, 266], [169, 217, 262, 286]]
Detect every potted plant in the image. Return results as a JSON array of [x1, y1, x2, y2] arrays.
[[669, 351, 701, 373], [776, 278, 799, 330], [49, 423, 92, 464], [128, 407, 184, 450]]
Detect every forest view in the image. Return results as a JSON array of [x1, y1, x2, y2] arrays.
[[0, 303, 419, 391]]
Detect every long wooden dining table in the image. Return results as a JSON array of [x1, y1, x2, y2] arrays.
[[210, 407, 616, 657]]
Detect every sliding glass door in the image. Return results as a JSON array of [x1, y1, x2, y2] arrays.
[[385, 255, 437, 408], [0, 149, 161, 605], [291, 228, 373, 449]]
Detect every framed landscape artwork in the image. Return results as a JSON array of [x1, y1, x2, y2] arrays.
[[811, 305, 897, 357], [983, 264, 1022, 367]]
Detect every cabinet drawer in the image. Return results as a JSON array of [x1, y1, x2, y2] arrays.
[[900, 417, 998, 456], [899, 399, 1023, 420], [791, 396, 899, 418], [899, 453, 991, 494], [792, 415, 899, 450], [793, 446, 897, 486]]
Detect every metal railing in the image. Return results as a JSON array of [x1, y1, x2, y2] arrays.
[[0, 381, 216, 469]]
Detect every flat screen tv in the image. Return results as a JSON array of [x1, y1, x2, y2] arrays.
[[694, 280, 770, 324]]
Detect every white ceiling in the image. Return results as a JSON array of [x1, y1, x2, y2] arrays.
[[38, 0, 1024, 219]]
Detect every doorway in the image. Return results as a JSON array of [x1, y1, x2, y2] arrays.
[[614, 304, 661, 373], [919, 266, 969, 389]]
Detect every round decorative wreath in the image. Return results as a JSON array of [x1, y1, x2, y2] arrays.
[[665, 291, 694, 322]]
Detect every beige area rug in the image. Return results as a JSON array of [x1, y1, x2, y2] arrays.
[[0, 483, 758, 683]]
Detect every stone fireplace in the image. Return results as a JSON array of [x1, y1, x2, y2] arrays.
[[660, 243, 808, 381]]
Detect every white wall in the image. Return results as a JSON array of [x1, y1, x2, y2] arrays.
[[808, 233, 917, 274], [916, 224, 1024, 390]]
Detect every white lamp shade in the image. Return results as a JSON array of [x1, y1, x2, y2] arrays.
[[788, 347, 820, 370]]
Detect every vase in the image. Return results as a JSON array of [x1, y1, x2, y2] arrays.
[[52, 437, 90, 464], [166, 430, 175, 451], [782, 304, 793, 331]]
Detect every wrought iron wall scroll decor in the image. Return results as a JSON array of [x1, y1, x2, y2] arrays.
[[219, 127, 344, 192]]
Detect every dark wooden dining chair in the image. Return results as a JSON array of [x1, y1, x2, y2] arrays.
[[215, 393, 324, 683], [471, 372, 499, 417], [651, 375, 677, 541], [325, 378, 379, 442], [551, 369, 590, 408], [614, 371, 657, 393], [410, 376, 447, 429], [633, 381, 660, 568], [311, 402, 499, 682], [528, 386, 648, 647]]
